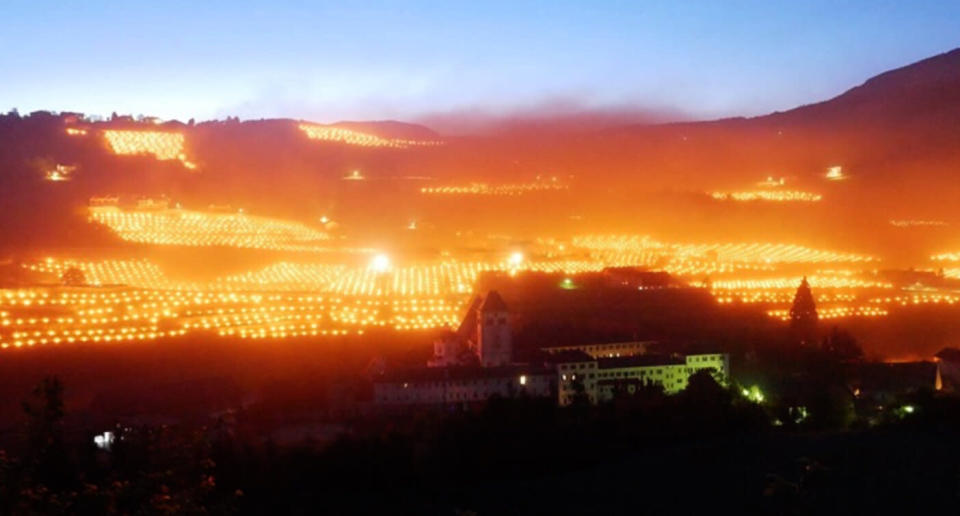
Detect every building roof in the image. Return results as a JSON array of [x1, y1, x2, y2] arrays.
[[377, 364, 552, 384], [479, 290, 508, 313], [597, 378, 646, 386], [542, 341, 653, 357], [542, 350, 596, 364], [597, 354, 685, 370], [852, 361, 937, 393], [935, 347, 960, 362], [455, 296, 481, 338]]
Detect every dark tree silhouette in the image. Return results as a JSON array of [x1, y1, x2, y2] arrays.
[[681, 369, 730, 405], [21, 376, 70, 489], [822, 326, 863, 361], [789, 277, 818, 344], [567, 375, 591, 408]]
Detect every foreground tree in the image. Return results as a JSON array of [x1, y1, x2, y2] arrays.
[[822, 326, 863, 361], [789, 277, 818, 345], [21, 376, 70, 490], [60, 267, 86, 287]]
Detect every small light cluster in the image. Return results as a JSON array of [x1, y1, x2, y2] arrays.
[[767, 306, 888, 320], [931, 251, 960, 262], [710, 190, 822, 202], [420, 178, 568, 196], [825, 166, 845, 181], [890, 220, 948, 228], [45, 164, 76, 182]]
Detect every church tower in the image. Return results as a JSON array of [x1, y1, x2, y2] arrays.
[[789, 277, 818, 344], [476, 290, 512, 366]]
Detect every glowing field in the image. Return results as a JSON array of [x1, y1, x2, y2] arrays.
[[0, 287, 464, 348], [102, 130, 196, 169], [88, 207, 331, 252], [571, 235, 875, 265], [298, 123, 442, 148], [3, 229, 939, 350]]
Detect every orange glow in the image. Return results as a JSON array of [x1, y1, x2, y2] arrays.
[[6, 44, 960, 370], [1, 228, 909, 351]]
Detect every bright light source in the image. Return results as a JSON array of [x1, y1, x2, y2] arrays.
[[826, 166, 844, 180], [45, 164, 75, 182], [93, 431, 115, 450], [519, 375, 527, 385], [508, 252, 524, 266], [743, 385, 765, 403], [370, 254, 391, 272], [757, 176, 785, 187]]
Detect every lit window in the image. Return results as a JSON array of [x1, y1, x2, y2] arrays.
[[93, 431, 115, 451]]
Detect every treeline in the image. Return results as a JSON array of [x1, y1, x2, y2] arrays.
[[3, 367, 959, 514]]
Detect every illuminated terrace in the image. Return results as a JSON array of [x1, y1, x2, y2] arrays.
[[102, 130, 197, 169], [3, 229, 926, 351], [88, 207, 331, 252], [420, 178, 569, 196], [298, 123, 442, 148]]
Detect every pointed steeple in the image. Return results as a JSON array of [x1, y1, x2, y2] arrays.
[[479, 290, 508, 313]]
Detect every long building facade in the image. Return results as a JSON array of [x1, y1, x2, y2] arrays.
[[373, 291, 730, 408], [374, 365, 554, 406], [554, 352, 730, 406]]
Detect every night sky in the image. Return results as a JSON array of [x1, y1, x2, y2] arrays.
[[3, 0, 959, 122]]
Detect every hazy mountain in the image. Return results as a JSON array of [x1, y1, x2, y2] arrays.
[[2, 48, 960, 255], [765, 47, 960, 128]]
